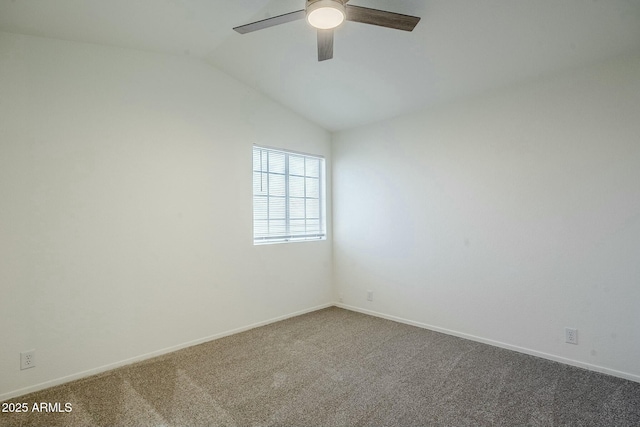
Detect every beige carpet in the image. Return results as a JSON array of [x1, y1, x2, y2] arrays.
[[1, 307, 639, 426]]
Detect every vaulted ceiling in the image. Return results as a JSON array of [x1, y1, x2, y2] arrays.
[[1, 0, 639, 131]]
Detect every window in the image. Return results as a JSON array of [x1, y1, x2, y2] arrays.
[[253, 146, 326, 244]]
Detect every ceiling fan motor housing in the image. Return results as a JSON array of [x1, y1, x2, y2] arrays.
[[306, 0, 348, 8], [306, 0, 347, 29]]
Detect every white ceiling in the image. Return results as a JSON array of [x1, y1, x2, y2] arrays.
[[1, 0, 639, 131]]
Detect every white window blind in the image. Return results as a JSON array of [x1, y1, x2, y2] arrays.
[[253, 146, 326, 244]]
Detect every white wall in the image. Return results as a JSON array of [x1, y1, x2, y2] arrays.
[[0, 32, 332, 399], [333, 52, 640, 381]]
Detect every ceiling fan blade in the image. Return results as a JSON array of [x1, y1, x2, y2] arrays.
[[233, 9, 305, 34], [346, 5, 420, 32], [317, 29, 334, 61]]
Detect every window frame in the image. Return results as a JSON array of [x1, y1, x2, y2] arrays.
[[252, 145, 326, 245]]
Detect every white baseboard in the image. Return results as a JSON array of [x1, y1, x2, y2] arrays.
[[0, 302, 333, 402], [335, 302, 640, 384], [5, 300, 636, 401]]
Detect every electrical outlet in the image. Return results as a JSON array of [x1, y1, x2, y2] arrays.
[[20, 350, 35, 370], [367, 290, 373, 301], [565, 328, 578, 345]]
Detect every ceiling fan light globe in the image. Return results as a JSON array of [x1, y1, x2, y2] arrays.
[[307, 1, 346, 30]]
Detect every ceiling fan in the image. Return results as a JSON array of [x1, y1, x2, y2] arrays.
[[233, 0, 421, 62]]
